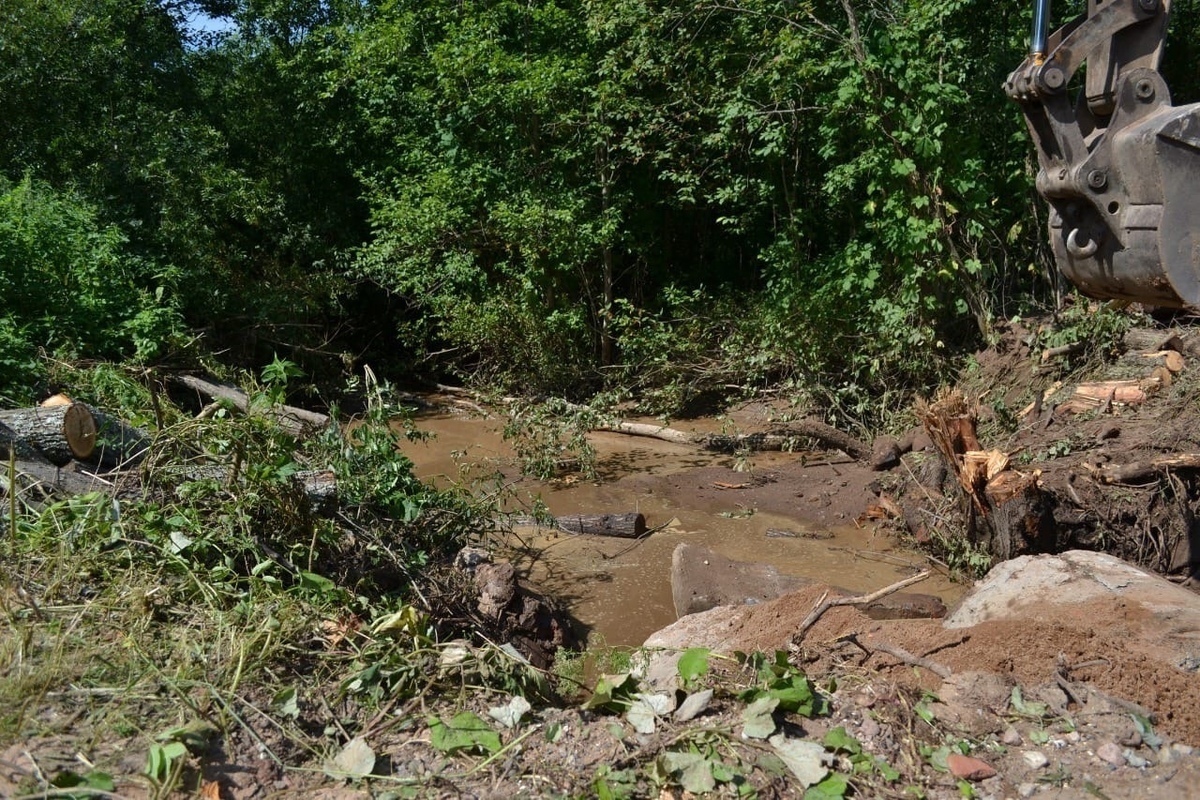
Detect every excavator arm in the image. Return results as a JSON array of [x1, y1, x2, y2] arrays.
[[1006, 0, 1200, 307]]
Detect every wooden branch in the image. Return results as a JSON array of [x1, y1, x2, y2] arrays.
[[794, 570, 932, 640], [508, 512, 648, 538], [870, 640, 952, 679], [173, 374, 330, 435], [1089, 454, 1200, 485], [1040, 341, 1084, 363], [597, 418, 869, 460]]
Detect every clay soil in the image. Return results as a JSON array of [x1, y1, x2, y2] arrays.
[[7, 315, 1200, 799]]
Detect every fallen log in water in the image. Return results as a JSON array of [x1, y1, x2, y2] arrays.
[[0, 404, 97, 465], [508, 511, 648, 538], [597, 419, 870, 460]]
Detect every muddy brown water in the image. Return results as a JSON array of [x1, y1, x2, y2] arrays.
[[401, 410, 964, 647]]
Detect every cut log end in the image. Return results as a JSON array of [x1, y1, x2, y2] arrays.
[[63, 403, 98, 459]]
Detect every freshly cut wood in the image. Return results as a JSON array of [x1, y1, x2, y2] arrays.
[[1088, 454, 1200, 485], [555, 512, 646, 538], [174, 374, 330, 435], [1142, 350, 1186, 373], [962, 450, 1010, 490], [0, 404, 97, 465], [597, 418, 870, 460]]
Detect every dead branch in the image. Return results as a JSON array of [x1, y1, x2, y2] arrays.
[[173, 374, 330, 435], [870, 640, 952, 679], [1088, 454, 1200, 485], [794, 570, 932, 640]]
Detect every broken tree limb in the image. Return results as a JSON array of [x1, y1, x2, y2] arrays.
[[870, 640, 952, 679], [794, 570, 932, 640], [173, 374, 330, 435], [556, 512, 647, 538], [1088, 454, 1200, 485], [0, 404, 97, 465], [596, 418, 870, 460]]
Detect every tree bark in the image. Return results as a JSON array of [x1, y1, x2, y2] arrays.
[[555, 512, 646, 538], [978, 470, 1056, 561], [0, 404, 97, 465], [173, 374, 330, 435], [597, 418, 869, 460], [85, 406, 152, 470]]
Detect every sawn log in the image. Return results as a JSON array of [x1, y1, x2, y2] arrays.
[[0, 404, 97, 465]]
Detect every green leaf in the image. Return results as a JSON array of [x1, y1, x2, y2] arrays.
[[822, 726, 862, 755], [804, 772, 850, 799], [429, 711, 501, 755], [583, 673, 637, 711], [677, 647, 711, 684], [272, 686, 300, 719]]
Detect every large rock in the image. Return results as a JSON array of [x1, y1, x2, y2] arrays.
[[671, 543, 810, 617], [945, 550, 1200, 669], [671, 543, 946, 620]]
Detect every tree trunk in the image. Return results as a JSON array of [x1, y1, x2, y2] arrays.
[[597, 419, 869, 460], [978, 470, 1056, 561], [85, 407, 151, 469], [0, 404, 97, 465]]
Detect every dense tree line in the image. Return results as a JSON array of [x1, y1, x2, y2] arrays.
[[3, 0, 1197, 419]]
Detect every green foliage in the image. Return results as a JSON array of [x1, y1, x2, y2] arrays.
[[0, 177, 184, 397], [502, 397, 603, 480], [1027, 300, 1135, 373], [737, 651, 825, 717]]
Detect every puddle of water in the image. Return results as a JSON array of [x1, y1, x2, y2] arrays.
[[401, 409, 964, 647]]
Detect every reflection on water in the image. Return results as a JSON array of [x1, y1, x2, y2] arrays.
[[401, 409, 963, 647]]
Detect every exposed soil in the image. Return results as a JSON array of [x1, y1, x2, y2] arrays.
[[7, 315, 1200, 799]]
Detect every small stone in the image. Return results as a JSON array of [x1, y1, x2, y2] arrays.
[[1022, 751, 1049, 769], [1018, 782, 1038, 798], [1064, 731, 1081, 744], [1002, 726, 1021, 746], [947, 753, 998, 781], [860, 717, 881, 740], [1175, 743, 1195, 757], [1096, 742, 1125, 767], [1125, 749, 1150, 769]]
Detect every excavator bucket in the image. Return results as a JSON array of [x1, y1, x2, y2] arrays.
[[1006, 0, 1200, 308]]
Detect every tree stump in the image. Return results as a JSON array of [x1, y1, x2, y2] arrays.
[[978, 471, 1056, 560]]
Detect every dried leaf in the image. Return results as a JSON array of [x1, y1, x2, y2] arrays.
[[768, 735, 829, 787], [488, 695, 531, 729], [328, 737, 375, 779]]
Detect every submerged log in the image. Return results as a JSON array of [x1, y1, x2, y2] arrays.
[[555, 512, 647, 538], [174, 374, 330, 435], [0, 404, 97, 465]]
